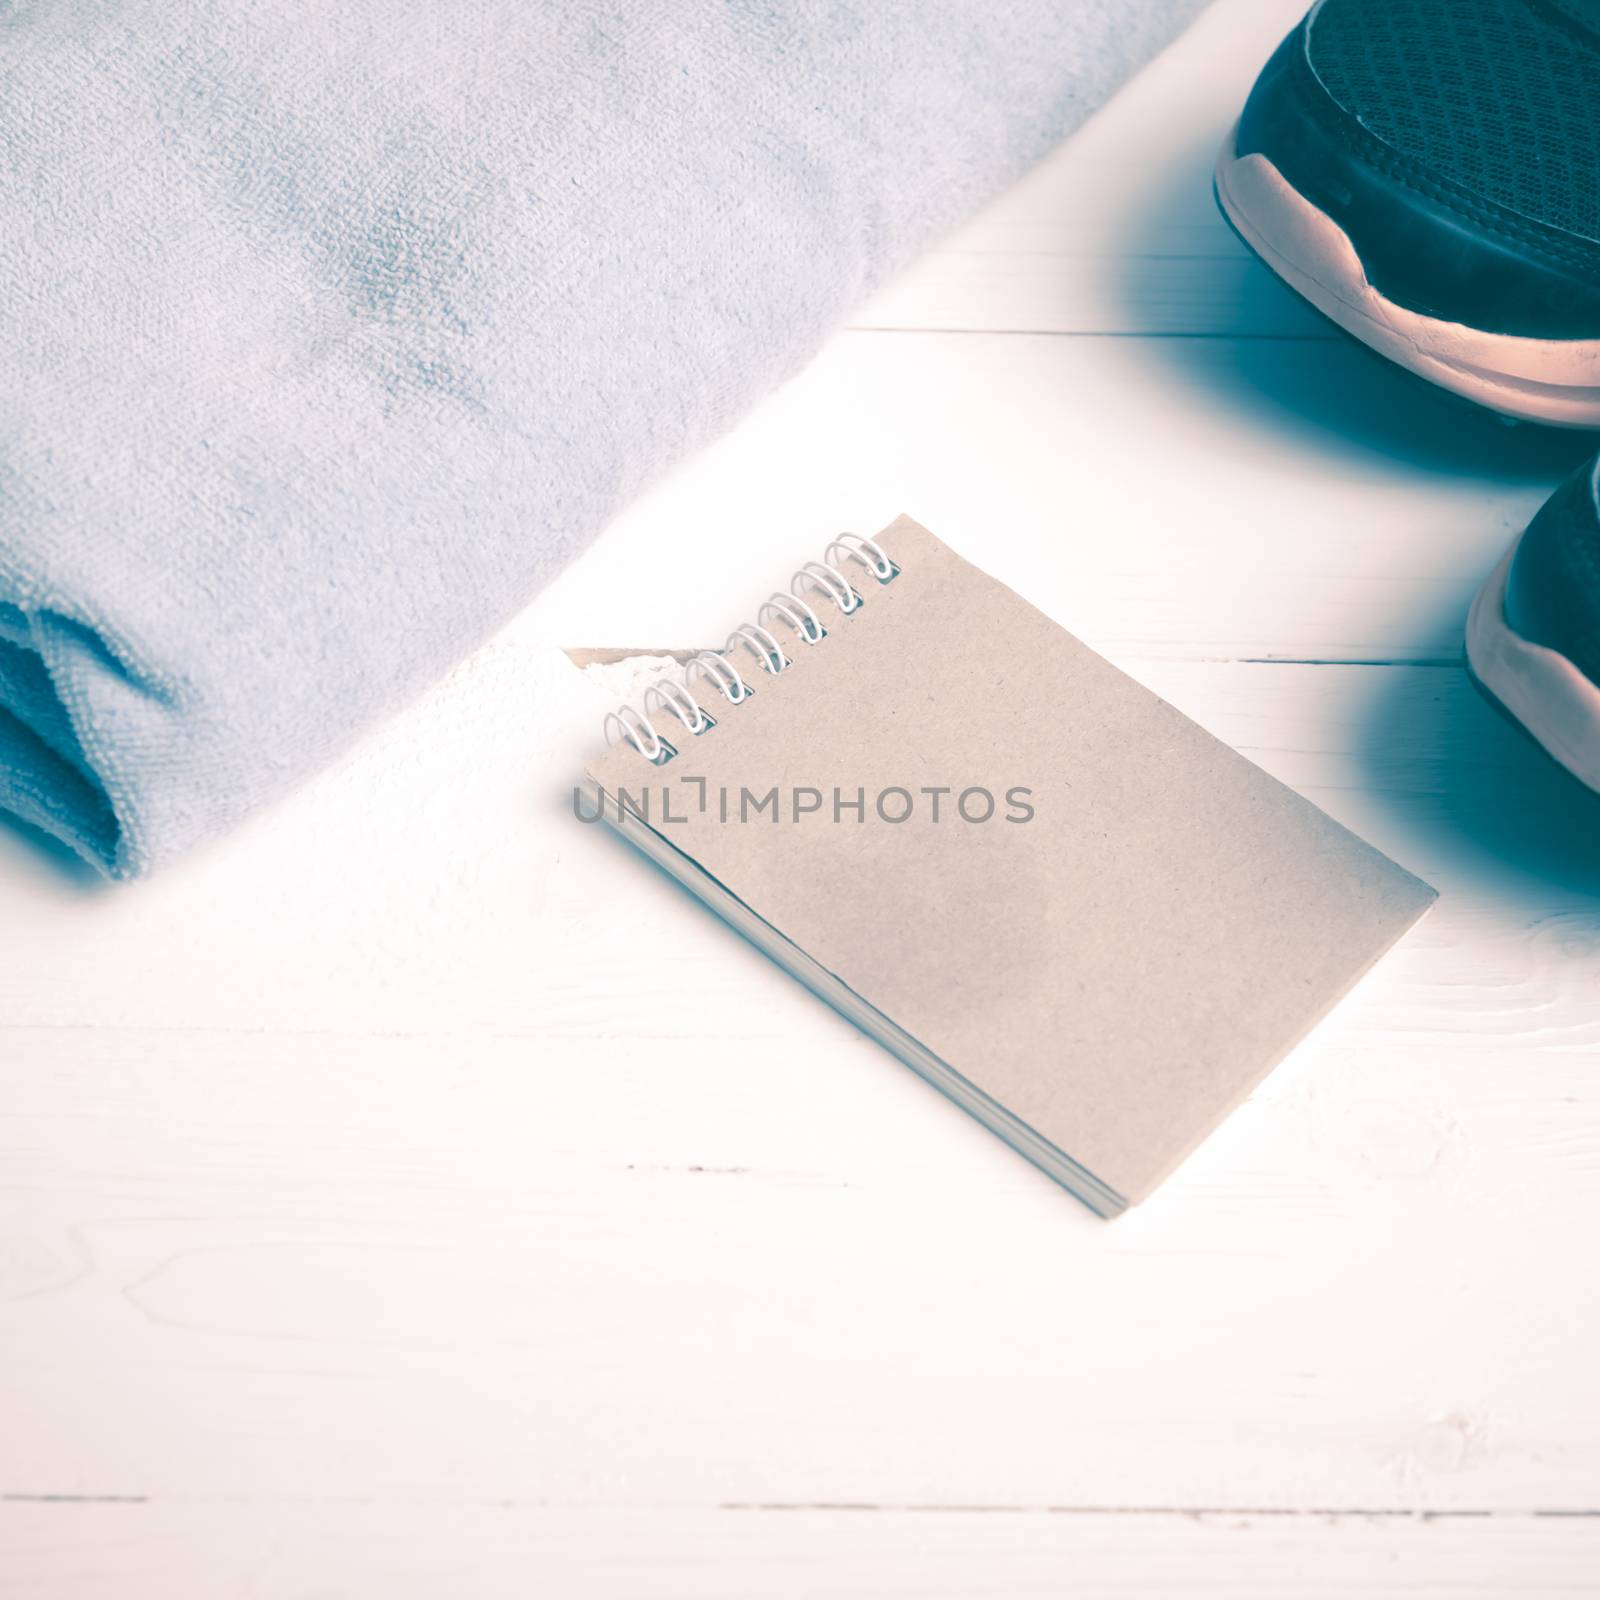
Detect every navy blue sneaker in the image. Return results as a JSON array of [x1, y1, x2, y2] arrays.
[[1468, 456, 1600, 791], [1216, 0, 1600, 427]]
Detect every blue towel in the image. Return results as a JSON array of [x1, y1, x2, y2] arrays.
[[0, 0, 1206, 877]]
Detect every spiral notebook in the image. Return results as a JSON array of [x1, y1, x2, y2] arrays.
[[581, 516, 1434, 1215]]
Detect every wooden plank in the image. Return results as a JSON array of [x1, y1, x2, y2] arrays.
[[2, 1503, 1598, 1599], [2, 658, 1594, 1040], [2, 1022, 1596, 1514], [524, 327, 1591, 668], [0, 1021, 1594, 1509]]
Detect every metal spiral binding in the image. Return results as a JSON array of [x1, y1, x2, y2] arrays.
[[602, 532, 900, 765]]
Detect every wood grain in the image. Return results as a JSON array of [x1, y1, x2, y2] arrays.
[[4, 0, 1598, 1592]]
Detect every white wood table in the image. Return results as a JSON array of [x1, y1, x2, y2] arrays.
[[4, 3, 1598, 1593]]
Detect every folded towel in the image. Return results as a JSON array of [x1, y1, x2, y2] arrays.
[[0, 0, 1206, 877]]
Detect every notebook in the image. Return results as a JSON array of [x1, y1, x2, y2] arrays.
[[581, 516, 1435, 1215]]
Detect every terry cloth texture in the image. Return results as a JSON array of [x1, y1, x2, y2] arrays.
[[0, 0, 1207, 877]]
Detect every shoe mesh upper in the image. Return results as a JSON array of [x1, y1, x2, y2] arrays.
[[1307, 0, 1600, 244]]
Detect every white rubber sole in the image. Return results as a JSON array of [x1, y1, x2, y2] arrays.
[[1215, 127, 1600, 429], [1466, 538, 1600, 793]]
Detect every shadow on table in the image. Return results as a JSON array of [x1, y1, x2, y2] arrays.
[[1356, 628, 1600, 911], [1117, 146, 1594, 485], [0, 810, 109, 899]]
